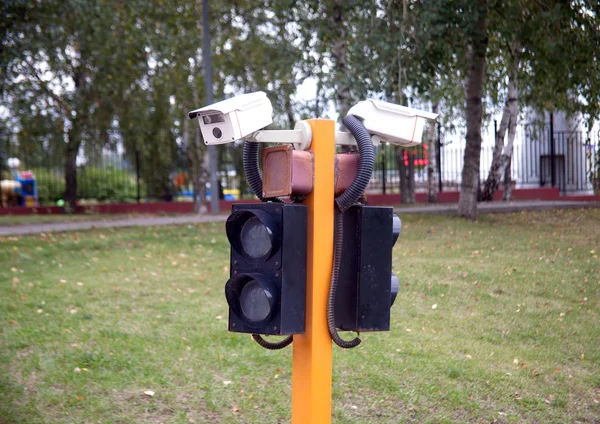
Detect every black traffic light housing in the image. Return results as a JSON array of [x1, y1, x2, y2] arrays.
[[225, 203, 307, 335], [335, 205, 400, 332]]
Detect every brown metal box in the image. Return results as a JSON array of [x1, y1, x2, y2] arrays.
[[334, 153, 359, 196], [262, 144, 314, 198]]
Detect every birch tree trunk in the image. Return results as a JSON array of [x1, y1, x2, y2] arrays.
[[427, 103, 439, 203], [481, 40, 521, 200], [501, 98, 519, 201], [481, 88, 512, 200], [502, 153, 513, 200], [457, 1, 489, 220]]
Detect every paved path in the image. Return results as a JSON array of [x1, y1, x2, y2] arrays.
[[394, 200, 600, 214], [1, 200, 599, 236], [0, 214, 229, 236]]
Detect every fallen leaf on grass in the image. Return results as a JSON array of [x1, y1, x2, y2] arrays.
[[232, 404, 239, 413]]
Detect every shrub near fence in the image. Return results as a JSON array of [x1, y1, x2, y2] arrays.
[[33, 168, 65, 205], [33, 167, 140, 205], [77, 167, 139, 203]]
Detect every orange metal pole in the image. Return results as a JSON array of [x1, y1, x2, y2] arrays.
[[291, 119, 334, 424]]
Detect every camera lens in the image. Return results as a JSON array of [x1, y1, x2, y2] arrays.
[[212, 127, 223, 139], [202, 115, 212, 125]]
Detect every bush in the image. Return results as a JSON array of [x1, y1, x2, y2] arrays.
[[32, 166, 141, 205], [32, 168, 65, 205], [77, 167, 139, 203]]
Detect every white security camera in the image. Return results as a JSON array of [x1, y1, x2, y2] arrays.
[[347, 99, 439, 147], [188, 91, 273, 145]]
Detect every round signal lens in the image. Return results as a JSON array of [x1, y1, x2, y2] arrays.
[[240, 216, 272, 258], [239, 280, 272, 323]]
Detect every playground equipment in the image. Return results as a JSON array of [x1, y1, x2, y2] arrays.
[[1, 158, 39, 207], [16, 171, 38, 206], [1, 180, 21, 207]]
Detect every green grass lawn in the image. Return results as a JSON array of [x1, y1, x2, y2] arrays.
[[1, 209, 598, 423]]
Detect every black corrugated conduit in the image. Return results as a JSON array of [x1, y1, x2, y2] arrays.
[[242, 140, 291, 350], [327, 114, 375, 349], [251, 333, 293, 350], [243, 141, 283, 204], [334, 115, 376, 211]]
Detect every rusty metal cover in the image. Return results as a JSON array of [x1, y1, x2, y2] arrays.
[[334, 153, 359, 196], [262, 144, 314, 198]]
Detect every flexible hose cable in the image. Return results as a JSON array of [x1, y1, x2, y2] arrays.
[[327, 114, 375, 349], [335, 115, 375, 211], [252, 334, 294, 350], [327, 208, 361, 348], [243, 141, 283, 203]]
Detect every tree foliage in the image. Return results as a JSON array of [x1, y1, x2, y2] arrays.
[[1, 0, 599, 214]]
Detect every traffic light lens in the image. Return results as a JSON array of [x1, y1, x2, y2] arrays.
[[240, 280, 271, 322], [240, 216, 272, 258]]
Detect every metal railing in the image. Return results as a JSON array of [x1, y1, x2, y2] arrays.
[[2, 124, 598, 207]]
